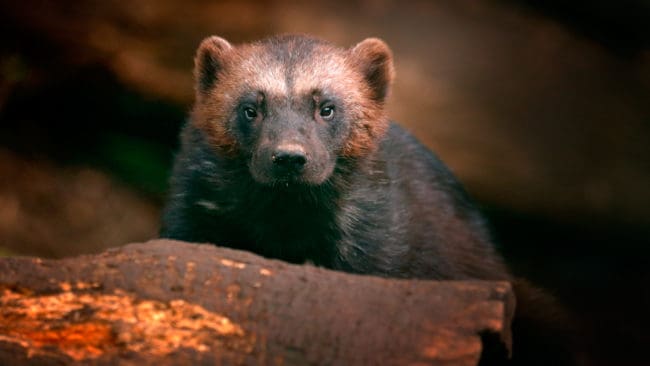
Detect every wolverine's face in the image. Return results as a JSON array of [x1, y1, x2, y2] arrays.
[[231, 86, 345, 185], [191, 35, 394, 186]]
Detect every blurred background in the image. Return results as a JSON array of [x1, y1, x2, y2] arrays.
[[0, 0, 648, 364]]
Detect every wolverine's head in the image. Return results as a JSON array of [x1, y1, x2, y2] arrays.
[[191, 34, 394, 185]]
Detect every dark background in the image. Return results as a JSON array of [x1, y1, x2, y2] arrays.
[[0, 1, 648, 364]]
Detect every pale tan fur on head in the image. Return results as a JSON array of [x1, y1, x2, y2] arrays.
[[191, 35, 395, 157]]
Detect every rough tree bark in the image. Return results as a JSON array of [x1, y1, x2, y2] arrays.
[[0, 240, 514, 365]]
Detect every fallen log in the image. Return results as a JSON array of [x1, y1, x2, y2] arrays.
[[0, 240, 514, 365]]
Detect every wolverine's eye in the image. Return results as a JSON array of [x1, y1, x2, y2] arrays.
[[319, 105, 335, 120], [243, 107, 257, 121]]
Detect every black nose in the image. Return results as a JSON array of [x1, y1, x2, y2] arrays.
[[272, 147, 306, 172]]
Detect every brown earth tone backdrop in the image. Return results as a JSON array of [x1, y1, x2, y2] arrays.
[[0, 1, 648, 365]]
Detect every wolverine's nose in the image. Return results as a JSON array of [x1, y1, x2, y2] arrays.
[[272, 144, 307, 172]]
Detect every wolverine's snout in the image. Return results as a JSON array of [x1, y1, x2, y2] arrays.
[[272, 144, 307, 174], [251, 141, 319, 184]]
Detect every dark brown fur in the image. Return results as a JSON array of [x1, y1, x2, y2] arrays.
[[162, 34, 579, 365]]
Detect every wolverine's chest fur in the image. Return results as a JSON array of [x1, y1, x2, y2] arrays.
[[190, 161, 345, 266], [183, 140, 389, 269]]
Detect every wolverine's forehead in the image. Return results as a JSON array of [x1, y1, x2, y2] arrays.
[[228, 38, 359, 100]]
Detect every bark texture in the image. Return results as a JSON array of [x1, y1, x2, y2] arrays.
[[0, 240, 514, 365]]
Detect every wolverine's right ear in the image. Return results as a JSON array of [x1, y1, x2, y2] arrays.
[[194, 36, 233, 93]]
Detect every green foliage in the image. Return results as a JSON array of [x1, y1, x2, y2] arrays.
[[96, 134, 172, 200], [0, 246, 16, 257]]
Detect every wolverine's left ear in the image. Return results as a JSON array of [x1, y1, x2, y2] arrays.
[[348, 38, 395, 103]]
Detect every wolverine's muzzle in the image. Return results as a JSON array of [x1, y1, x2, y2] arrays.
[[271, 144, 307, 175], [250, 142, 316, 184]]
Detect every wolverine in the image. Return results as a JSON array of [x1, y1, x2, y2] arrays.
[[161, 34, 508, 279], [161, 35, 576, 364]]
